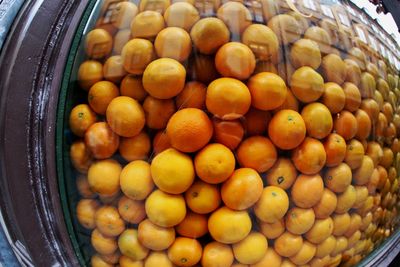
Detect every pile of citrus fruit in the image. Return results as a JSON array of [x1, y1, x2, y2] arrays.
[[68, 0, 400, 266]]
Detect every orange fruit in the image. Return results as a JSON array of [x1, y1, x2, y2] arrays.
[[164, 2, 200, 31], [201, 241, 234, 267], [323, 133, 347, 167], [360, 72, 376, 99], [119, 132, 151, 162], [313, 188, 337, 219], [343, 82, 361, 112], [292, 137, 326, 175], [117, 196, 146, 224], [303, 26, 331, 53], [354, 109, 371, 140], [305, 217, 334, 244], [323, 162, 352, 193], [280, 259, 297, 267], [380, 147, 394, 169], [190, 17, 230, 55], [250, 247, 282, 267], [120, 75, 148, 102], [212, 118, 244, 150], [194, 143, 235, 184], [275, 88, 299, 112], [145, 251, 175, 267], [353, 155, 374, 185], [145, 190, 186, 227], [291, 174, 324, 208], [290, 66, 324, 103], [274, 232, 303, 257], [268, 109, 306, 150], [175, 81, 207, 109], [88, 81, 120, 115], [85, 29, 113, 59], [332, 213, 351, 236], [290, 38, 321, 69], [344, 59, 361, 86], [103, 55, 127, 83], [206, 78, 251, 120], [285, 207, 315, 235], [344, 214, 362, 238], [142, 58, 186, 99], [259, 218, 285, 239], [95, 205, 125, 237], [236, 136, 277, 173], [166, 108, 213, 152], [265, 158, 297, 190], [289, 241, 316, 265], [91, 254, 114, 267], [120, 160, 154, 200], [352, 186, 369, 209], [69, 104, 97, 137], [76, 199, 99, 229], [221, 168, 263, 210], [76, 174, 95, 198], [152, 130, 171, 155], [130, 11, 165, 40], [78, 60, 103, 90], [188, 54, 219, 84], [321, 54, 346, 84], [185, 180, 221, 214], [333, 110, 358, 141], [110, 1, 137, 29], [233, 232, 268, 264], [106, 96, 145, 137], [118, 229, 149, 260], [143, 96, 176, 130], [268, 14, 301, 45], [88, 159, 121, 196], [138, 219, 175, 251], [121, 39, 155, 75], [366, 141, 383, 167], [70, 140, 93, 173], [91, 228, 117, 255], [85, 122, 119, 159], [168, 237, 202, 267], [154, 27, 192, 62], [217, 2, 251, 35], [242, 24, 279, 62], [301, 103, 333, 139], [113, 28, 131, 55], [176, 211, 208, 238], [254, 186, 289, 223], [247, 72, 287, 110], [208, 206, 252, 244], [243, 108, 271, 136], [360, 99, 379, 124], [344, 139, 365, 169], [139, 0, 170, 13], [315, 235, 336, 258], [322, 82, 345, 114]]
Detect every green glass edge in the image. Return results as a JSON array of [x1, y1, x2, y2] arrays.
[[55, 0, 97, 266]]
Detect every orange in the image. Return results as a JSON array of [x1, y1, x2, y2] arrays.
[[323, 162, 352, 193], [347, 231, 361, 249], [221, 168, 263, 210], [69, 104, 97, 137], [289, 241, 316, 265], [88, 159, 121, 196], [280, 259, 297, 267], [243, 108, 271, 136], [120, 75, 148, 102], [145, 190, 186, 227], [268, 109, 306, 150], [95, 205, 125, 237], [119, 132, 151, 162], [168, 237, 202, 267], [355, 109, 371, 140], [120, 160, 154, 200], [259, 218, 285, 239], [70, 140, 93, 173], [91, 254, 114, 267], [332, 213, 351, 236], [344, 59, 361, 86], [188, 54, 219, 84], [76, 174, 95, 198], [247, 72, 287, 110], [154, 27, 192, 62], [344, 139, 365, 169], [313, 188, 337, 219], [208, 206, 252, 244], [139, 0, 170, 13], [164, 2, 200, 31], [118, 196, 146, 224], [274, 232, 303, 257], [301, 103, 333, 139], [215, 42, 255, 80], [78, 60, 103, 90], [212, 118, 244, 150], [343, 82, 361, 112], [176, 211, 208, 238], [321, 54, 346, 85], [106, 96, 145, 137], [190, 17, 229, 55], [285, 207, 315, 235], [217, 2, 251, 35], [353, 155, 374, 185], [118, 229, 149, 260], [275, 89, 299, 112], [143, 96, 176, 130], [138, 219, 175, 251], [290, 66, 324, 103], [242, 24, 279, 62], [360, 99, 379, 124], [145, 251, 175, 267], [386, 122, 397, 140], [382, 102, 394, 122], [290, 38, 321, 69], [376, 112, 388, 138], [236, 136, 277, 173], [305, 217, 334, 244], [308, 256, 330, 267], [166, 108, 213, 152], [359, 72, 376, 99], [76, 199, 99, 229], [103, 55, 127, 83], [265, 158, 297, 190], [206, 78, 251, 120], [88, 81, 119, 115], [91, 228, 117, 255], [303, 26, 331, 52], [323, 133, 347, 167], [85, 29, 113, 59], [322, 82, 345, 114], [291, 174, 324, 208], [185, 180, 221, 214], [85, 122, 119, 159], [99, 192, 120, 206], [152, 130, 171, 155], [142, 58, 186, 99], [110, 2, 138, 29], [333, 110, 358, 141], [366, 141, 383, 167], [380, 147, 394, 169], [113, 29, 131, 55], [130, 11, 165, 40], [254, 186, 289, 223], [250, 247, 282, 267], [315, 235, 336, 258], [233, 232, 268, 264], [194, 143, 235, 184], [268, 14, 301, 45], [201, 241, 234, 267], [175, 81, 207, 109], [352, 186, 369, 209], [292, 137, 326, 175], [344, 213, 362, 238]]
